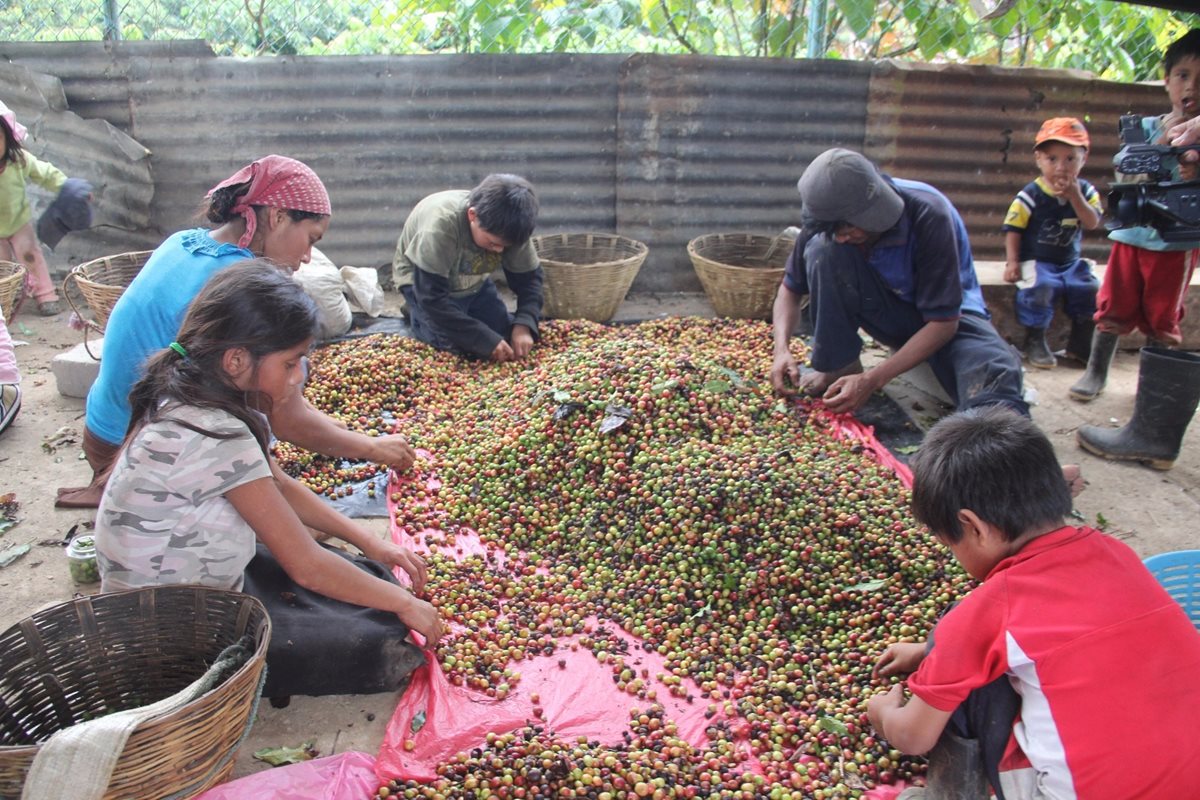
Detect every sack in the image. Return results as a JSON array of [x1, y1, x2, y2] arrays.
[[341, 265, 385, 317], [293, 247, 353, 339], [240, 543, 425, 698]]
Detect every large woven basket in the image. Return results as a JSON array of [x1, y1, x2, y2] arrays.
[[533, 233, 649, 322], [0, 260, 25, 324], [687, 232, 794, 319], [0, 586, 270, 800], [63, 250, 153, 332]]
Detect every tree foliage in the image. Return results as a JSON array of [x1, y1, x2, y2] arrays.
[[2, 0, 1196, 81]]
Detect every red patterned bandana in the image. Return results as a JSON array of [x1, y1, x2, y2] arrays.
[[206, 155, 332, 248]]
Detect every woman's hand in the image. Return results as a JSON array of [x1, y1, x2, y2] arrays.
[[368, 434, 416, 472]]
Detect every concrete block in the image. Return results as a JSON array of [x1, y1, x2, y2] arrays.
[[978, 260, 1200, 351], [51, 338, 102, 398]]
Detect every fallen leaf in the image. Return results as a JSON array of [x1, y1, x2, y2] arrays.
[[410, 709, 427, 734], [0, 543, 31, 568], [252, 741, 319, 766]]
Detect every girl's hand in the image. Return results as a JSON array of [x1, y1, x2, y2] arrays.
[[369, 540, 429, 594], [403, 597, 444, 648], [1003, 262, 1021, 283], [873, 641, 927, 678]]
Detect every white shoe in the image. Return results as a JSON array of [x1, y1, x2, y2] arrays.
[[0, 383, 20, 434]]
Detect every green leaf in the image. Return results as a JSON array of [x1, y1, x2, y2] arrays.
[[1095, 512, 1109, 531], [411, 709, 427, 734], [0, 543, 29, 568], [652, 379, 678, 393], [845, 578, 890, 593], [894, 445, 920, 455], [253, 742, 318, 766], [0, 519, 14, 535], [553, 390, 572, 403], [715, 366, 746, 387], [818, 715, 849, 737], [702, 379, 731, 394], [835, 0, 876, 39]]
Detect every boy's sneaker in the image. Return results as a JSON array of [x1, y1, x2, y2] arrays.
[[0, 383, 20, 434], [37, 300, 61, 316]]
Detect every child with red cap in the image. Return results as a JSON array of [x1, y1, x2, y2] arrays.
[[1001, 117, 1103, 369]]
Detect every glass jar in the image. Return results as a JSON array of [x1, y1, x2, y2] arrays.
[[66, 535, 100, 584]]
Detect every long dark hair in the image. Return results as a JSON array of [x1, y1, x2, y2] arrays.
[[125, 260, 319, 455], [0, 117, 24, 169]]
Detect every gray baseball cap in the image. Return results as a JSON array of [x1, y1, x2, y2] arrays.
[[796, 148, 904, 233]]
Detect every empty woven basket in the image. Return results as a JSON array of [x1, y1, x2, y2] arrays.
[[0, 586, 270, 799], [0, 261, 25, 323], [63, 250, 153, 332], [688, 233, 794, 319], [533, 233, 649, 322]]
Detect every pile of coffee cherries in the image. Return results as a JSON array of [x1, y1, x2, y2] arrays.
[[283, 320, 971, 799]]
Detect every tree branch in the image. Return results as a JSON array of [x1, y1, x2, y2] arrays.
[[658, 0, 698, 54]]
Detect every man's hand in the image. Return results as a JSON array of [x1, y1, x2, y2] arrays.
[[821, 371, 880, 414], [1003, 262, 1020, 283], [491, 339, 515, 362], [873, 642, 927, 679], [367, 434, 416, 472], [510, 324, 535, 359], [1167, 116, 1200, 164], [866, 684, 906, 732], [771, 351, 800, 394]]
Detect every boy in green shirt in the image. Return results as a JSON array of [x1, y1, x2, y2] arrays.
[[393, 174, 543, 361]]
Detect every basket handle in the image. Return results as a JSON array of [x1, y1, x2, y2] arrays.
[[62, 268, 105, 360]]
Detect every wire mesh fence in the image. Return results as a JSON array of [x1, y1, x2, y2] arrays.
[[3, 0, 1197, 82]]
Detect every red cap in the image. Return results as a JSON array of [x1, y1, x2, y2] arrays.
[[1035, 117, 1089, 150]]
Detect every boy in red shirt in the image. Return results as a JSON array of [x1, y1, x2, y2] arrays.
[[867, 407, 1200, 799]]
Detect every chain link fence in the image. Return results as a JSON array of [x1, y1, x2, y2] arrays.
[[3, 0, 1197, 82]]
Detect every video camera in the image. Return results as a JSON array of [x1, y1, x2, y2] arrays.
[[1106, 114, 1200, 242]]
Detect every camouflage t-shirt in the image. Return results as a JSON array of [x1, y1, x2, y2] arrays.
[[96, 405, 273, 592]]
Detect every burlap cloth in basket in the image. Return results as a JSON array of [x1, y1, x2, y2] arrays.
[[20, 636, 256, 800]]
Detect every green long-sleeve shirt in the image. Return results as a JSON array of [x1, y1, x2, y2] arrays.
[[0, 152, 67, 238]]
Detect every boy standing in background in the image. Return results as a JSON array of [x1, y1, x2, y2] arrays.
[[1071, 29, 1200, 401], [1002, 117, 1102, 369]]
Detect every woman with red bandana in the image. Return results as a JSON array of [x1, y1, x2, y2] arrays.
[[57, 155, 416, 507]]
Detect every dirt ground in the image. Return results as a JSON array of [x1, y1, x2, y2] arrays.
[[1, 293, 1197, 785]]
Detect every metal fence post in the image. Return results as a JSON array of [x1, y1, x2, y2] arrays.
[[103, 0, 122, 41], [806, 0, 827, 59]]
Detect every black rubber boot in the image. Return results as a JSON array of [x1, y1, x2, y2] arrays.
[[896, 731, 991, 800], [1069, 330, 1118, 401], [1059, 316, 1095, 364], [1023, 326, 1056, 369], [1077, 347, 1200, 470]]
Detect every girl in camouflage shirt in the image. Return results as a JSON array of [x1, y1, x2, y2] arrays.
[[95, 261, 443, 648]]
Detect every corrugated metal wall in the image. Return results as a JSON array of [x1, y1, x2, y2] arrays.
[[0, 42, 1162, 291]]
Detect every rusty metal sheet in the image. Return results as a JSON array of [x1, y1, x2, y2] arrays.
[[616, 54, 872, 293], [0, 61, 155, 268], [867, 59, 1162, 263]]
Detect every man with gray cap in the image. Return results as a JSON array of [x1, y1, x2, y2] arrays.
[[771, 148, 1027, 416]]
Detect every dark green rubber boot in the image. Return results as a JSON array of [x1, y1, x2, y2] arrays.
[[1068, 330, 1118, 402], [1077, 347, 1200, 470]]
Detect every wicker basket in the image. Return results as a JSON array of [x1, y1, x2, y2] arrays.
[[687, 232, 794, 319], [63, 250, 153, 332], [0, 260, 25, 324], [533, 233, 649, 322], [0, 586, 271, 799]]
